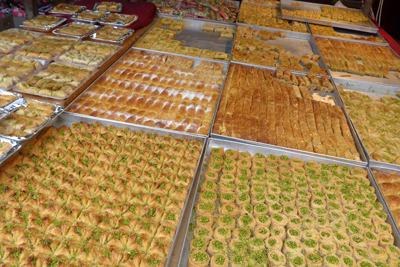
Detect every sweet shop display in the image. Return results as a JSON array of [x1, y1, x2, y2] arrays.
[[213, 64, 360, 160], [100, 13, 138, 26], [22, 15, 64, 29], [315, 38, 400, 78], [15, 62, 95, 99], [50, 3, 85, 14], [68, 50, 225, 135], [15, 36, 78, 61], [232, 26, 327, 74], [0, 28, 42, 53], [187, 147, 397, 266], [238, 3, 309, 33], [339, 87, 400, 165], [73, 10, 107, 22], [0, 54, 43, 89], [54, 22, 99, 38], [0, 121, 203, 266]]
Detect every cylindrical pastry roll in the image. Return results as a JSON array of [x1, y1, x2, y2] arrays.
[[236, 192, 250, 206], [287, 228, 302, 240], [340, 254, 356, 267], [288, 216, 302, 229], [210, 154, 224, 165], [235, 183, 249, 195], [290, 158, 304, 167], [311, 198, 326, 209], [305, 252, 323, 266], [220, 174, 234, 183], [219, 181, 235, 193], [386, 244, 400, 260], [210, 254, 228, 267], [217, 214, 235, 229], [218, 203, 238, 216], [315, 217, 329, 229], [283, 205, 298, 217], [302, 238, 318, 254], [283, 238, 303, 254], [224, 149, 238, 159], [210, 147, 224, 157], [249, 237, 265, 251], [219, 192, 235, 206], [254, 226, 270, 239], [202, 180, 217, 192], [301, 216, 315, 228], [196, 214, 214, 229], [232, 228, 250, 240], [253, 203, 268, 216], [319, 241, 337, 256], [350, 234, 367, 248], [223, 157, 236, 166], [270, 226, 286, 240], [319, 228, 333, 241], [194, 228, 213, 241], [288, 252, 306, 267], [324, 253, 341, 267], [188, 250, 210, 267], [238, 151, 251, 160], [266, 154, 278, 163], [355, 259, 374, 267], [204, 171, 218, 182], [265, 161, 279, 171], [197, 202, 215, 216], [238, 214, 255, 229], [333, 231, 350, 245], [353, 247, 369, 261], [265, 236, 283, 251], [271, 213, 288, 227], [337, 244, 353, 256], [190, 237, 208, 251], [231, 255, 246, 267], [298, 206, 312, 217], [296, 198, 309, 207], [280, 194, 295, 206], [208, 162, 222, 172], [268, 250, 286, 266], [251, 161, 265, 171], [221, 164, 236, 174], [374, 221, 392, 234], [302, 229, 319, 240], [252, 152, 266, 162], [255, 215, 271, 227], [364, 231, 378, 246], [367, 245, 388, 262], [213, 227, 231, 240], [207, 239, 226, 256], [266, 193, 279, 205], [269, 203, 283, 214]]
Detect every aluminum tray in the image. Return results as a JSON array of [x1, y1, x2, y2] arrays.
[[70, 10, 109, 24], [134, 17, 236, 61], [232, 24, 330, 75], [334, 79, 400, 170], [99, 13, 138, 27], [52, 22, 101, 39], [178, 138, 400, 266], [0, 136, 21, 169], [310, 26, 388, 47], [0, 28, 44, 54], [93, 2, 122, 13], [21, 17, 67, 33], [89, 26, 134, 44], [51, 112, 207, 267], [281, 0, 378, 34], [0, 90, 22, 111], [54, 41, 121, 69], [48, 4, 86, 16], [241, 1, 280, 7], [0, 99, 64, 142], [13, 62, 96, 101]]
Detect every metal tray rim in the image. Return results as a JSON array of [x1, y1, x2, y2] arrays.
[[20, 17, 67, 32], [93, 2, 123, 13], [99, 14, 138, 27], [48, 4, 86, 15], [52, 22, 101, 39], [89, 27, 134, 44]]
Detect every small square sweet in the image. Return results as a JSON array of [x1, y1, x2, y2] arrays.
[[201, 49, 216, 59], [166, 40, 181, 47], [161, 18, 172, 25], [202, 24, 215, 32], [188, 47, 202, 57], [220, 31, 233, 39], [215, 26, 225, 33], [175, 46, 190, 55], [214, 52, 229, 61]]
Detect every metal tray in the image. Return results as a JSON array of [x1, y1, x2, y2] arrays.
[[310, 26, 388, 47], [93, 2, 123, 13], [211, 64, 366, 166], [99, 13, 138, 27], [54, 41, 121, 69], [0, 90, 22, 112], [0, 136, 21, 168], [280, 0, 378, 34], [51, 112, 207, 267], [21, 17, 67, 33], [177, 138, 400, 266], [242, 0, 280, 7], [0, 99, 64, 142], [70, 10, 109, 24], [52, 22, 101, 39], [134, 17, 236, 61], [232, 24, 330, 74], [236, 22, 311, 37], [13, 62, 96, 101], [89, 26, 134, 44], [334, 79, 400, 170], [0, 28, 44, 54], [48, 4, 86, 16]]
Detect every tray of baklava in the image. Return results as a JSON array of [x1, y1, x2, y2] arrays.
[[15, 35, 79, 61], [70, 10, 108, 24], [179, 137, 400, 267], [0, 89, 21, 111], [90, 25, 134, 44], [55, 41, 120, 68], [135, 17, 235, 61], [49, 3, 86, 15], [0, 28, 43, 54], [67, 48, 229, 136], [99, 13, 138, 27], [94, 1, 122, 12], [212, 62, 367, 166], [14, 62, 96, 100], [0, 111, 205, 266], [53, 22, 100, 39], [0, 98, 63, 141], [334, 80, 400, 169], [0, 54, 48, 90], [21, 15, 67, 32], [232, 25, 328, 75], [315, 37, 400, 87]]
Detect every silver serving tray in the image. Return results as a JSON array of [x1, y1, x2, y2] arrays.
[[334, 79, 400, 171], [280, 0, 378, 34], [52, 22, 101, 39], [99, 13, 138, 27], [93, 2, 122, 13], [70, 10, 109, 24], [48, 4, 86, 15], [0, 89, 22, 112], [177, 138, 400, 266], [13, 62, 96, 101], [0, 99, 64, 141], [51, 112, 207, 267], [21, 17, 67, 33], [0, 28, 44, 54], [0, 136, 21, 168], [89, 26, 134, 44]]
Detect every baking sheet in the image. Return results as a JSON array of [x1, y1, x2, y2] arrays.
[[52, 22, 101, 39], [334, 79, 400, 171], [135, 17, 235, 60], [281, 0, 378, 33], [21, 17, 67, 33], [51, 112, 207, 267], [0, 28, 44, 54], [233, 24, 329, 74], [0, 136, 21, 169], [93, 2, 122, 13], [89, 26, 134, 44], [0, 90, 22, 111], [178, 138, 400, 266], [0, 99, 64, 141], [70, 10, 108, 24]]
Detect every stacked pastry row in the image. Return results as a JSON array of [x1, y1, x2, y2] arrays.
[[310, 24, 384, 43], [0, 28, 41, 53], [0, 100, 56, 137], [238, 3, 308, 33], [283, 6, 369, 23], [68, 50, 225, 135], [339, 87, 400, 165], [188, 148, 399, 267], [0, 122, 202, 266], [213, 64, 360, 161], [315, 38, 400, 78], [233, 26, 326, 74], [0, 54, 43, 88]]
